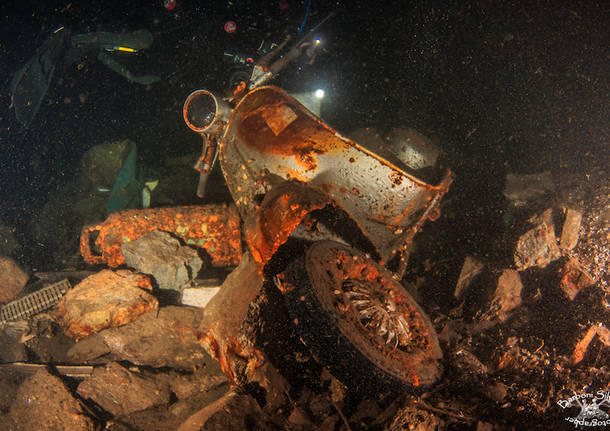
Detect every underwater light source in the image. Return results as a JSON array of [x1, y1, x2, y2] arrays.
[[292, 88, 325, 116]]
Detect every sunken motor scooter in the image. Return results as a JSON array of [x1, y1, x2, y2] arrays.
[[180, 25, 453, 392]]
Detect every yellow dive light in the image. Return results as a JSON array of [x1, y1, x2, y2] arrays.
[[114, 46, 137, 53]]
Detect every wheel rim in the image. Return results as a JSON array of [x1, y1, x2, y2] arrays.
[[315, 246, 434, 357], [281, 241, 444, 388], [341, 277, 412, 350]]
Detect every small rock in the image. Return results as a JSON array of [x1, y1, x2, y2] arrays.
[[560, 208, 582, 252], [317, 415, 340, 431], [514, 209, 561, 270], [54, 269, 157, 339], [0, 323, 28, 362], [350, 399, 382, 424], [485, 381, 508, 402], [77, 362, 171, 416], [288, 406, 313, 427], [245, 361, 290, 410], [0, 256, 29, 304], [328, 373, 347, 404], [559, 258, 595, 300], [308, 393, 333, 417], [165, 370, 228, 400], [176, 391, 268, 431], [120, 382, 231, 431], [454, 256, 484, 299], [570, 325, 610, 366], [438, 320, 462, 345], [476, 422, 493, 431], [480, 269, 523, 322], [121, 230, 203, 292], [8, 368, 95, 431]]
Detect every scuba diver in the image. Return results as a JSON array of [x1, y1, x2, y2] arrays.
[[9, 27, 160, 127]]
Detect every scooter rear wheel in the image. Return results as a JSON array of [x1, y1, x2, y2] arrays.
[[277, 241, 443, 392]]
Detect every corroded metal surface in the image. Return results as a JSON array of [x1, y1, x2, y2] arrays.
[[242, 181, 331, 265], [80, 204, 242, 268], [219, 86, 452, 265]]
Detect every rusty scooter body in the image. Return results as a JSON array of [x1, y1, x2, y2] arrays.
[[183, 83, 453, 392], [81, 19, 453, 391]]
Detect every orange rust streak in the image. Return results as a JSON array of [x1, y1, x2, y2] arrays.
[[203, 334, 236, 385]]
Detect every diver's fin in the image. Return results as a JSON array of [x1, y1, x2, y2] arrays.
[[10, 29, 69, 126]]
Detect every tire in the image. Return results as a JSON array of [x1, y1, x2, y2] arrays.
[[277, 241, 443, 393]]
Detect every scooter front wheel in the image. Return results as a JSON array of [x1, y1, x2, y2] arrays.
[[277, 241, 443, 392]]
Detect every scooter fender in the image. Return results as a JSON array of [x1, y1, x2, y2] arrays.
[[243, 181, 332, 268]]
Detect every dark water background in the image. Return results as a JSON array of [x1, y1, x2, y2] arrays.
[[0, 0, 607, 269]]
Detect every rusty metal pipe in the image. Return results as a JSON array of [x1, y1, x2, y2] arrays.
[[80, 204, 242, 269], [193, 133, 220, 198]]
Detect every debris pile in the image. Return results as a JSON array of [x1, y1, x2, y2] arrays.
[[0, 95, 607, 431]]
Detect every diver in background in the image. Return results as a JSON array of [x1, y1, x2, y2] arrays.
[[69, 28, 160, 86], [9, 27, 160, 127]]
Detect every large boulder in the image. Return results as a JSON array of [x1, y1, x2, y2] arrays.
[[77, 362, 171, 416], [67, 306, 217, 371], [78, 139, 135, 196], [54, 269, 158, 339], [121, 230, 203, 292]]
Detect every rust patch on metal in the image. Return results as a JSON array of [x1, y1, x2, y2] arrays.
[[390, 171, 403, 187], [235, 95, 345, 165], [200, 332, 266, 386], [80, 204, 242, 268], [203, 334, 236, 384], [260, 102, 298, 135]]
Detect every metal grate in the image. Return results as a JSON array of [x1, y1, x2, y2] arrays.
[[0, 279, 71, 324]]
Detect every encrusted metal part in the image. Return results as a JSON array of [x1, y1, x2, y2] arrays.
[[80, 204, 242, 268]]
